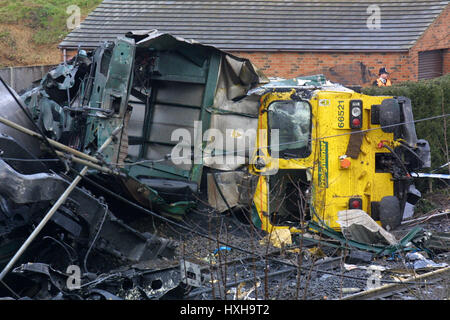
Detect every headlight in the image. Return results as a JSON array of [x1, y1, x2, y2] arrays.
[[351, 107, 361, 117], [350, 100, 363, 129]]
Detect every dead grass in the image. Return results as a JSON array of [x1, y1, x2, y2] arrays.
[[0, 23, 61, 67]]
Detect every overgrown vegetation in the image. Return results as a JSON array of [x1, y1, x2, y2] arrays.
[[362, 74, 450, 192], [0, 0, 102, 44], [0, 30, 20, 66], [0, 30, 15, 47]]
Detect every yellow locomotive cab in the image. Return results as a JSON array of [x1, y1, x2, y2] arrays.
[[250, 85, 430, 234]]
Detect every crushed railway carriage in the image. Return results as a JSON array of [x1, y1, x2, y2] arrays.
[[0, 32, 269, 296], [248, 78, 431, 233], [16, 31, 267, 219]]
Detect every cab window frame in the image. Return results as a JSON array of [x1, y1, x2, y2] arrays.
[[266, 99, 313, 159]]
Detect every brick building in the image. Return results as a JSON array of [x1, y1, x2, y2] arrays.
[[60, 0, 450, 86]]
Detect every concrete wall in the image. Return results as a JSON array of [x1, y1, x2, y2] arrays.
[[0, 64, 56, 94]]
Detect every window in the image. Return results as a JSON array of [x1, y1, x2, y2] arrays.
[[268, 100, 312, 158]]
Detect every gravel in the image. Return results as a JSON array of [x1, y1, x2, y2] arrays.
[[123, 199, 449, 300]]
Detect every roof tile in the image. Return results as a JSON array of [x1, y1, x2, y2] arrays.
[[59, 0, 449, 51]]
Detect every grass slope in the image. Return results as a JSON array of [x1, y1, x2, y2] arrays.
[[0, 0, 102, 66]]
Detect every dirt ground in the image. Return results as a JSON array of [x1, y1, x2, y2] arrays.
[[0, 24, 61, 67]]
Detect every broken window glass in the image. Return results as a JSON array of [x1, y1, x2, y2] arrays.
[[268, 100, 311, 158]]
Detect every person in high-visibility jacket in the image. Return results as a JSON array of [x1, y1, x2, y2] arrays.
[[373, 67, 392, 87]]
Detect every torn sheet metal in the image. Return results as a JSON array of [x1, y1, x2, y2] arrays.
[[412, 229, 450, 254], [207, 171, 258, 213], [0, 158, 66, 204], [247, 74, 353, 96], [10, 262, 181, 300], [337, 210, 398, 246], [180, 259, 211, 288], [0, 32, 269, 299], [204, 114, 258, 171], [131, 30, 268, 87], [12, 263, 73, 299], [202, 57, 265, 170], [127, 30, 268, 173], [405, 252, 448, 270], [0, 149, 177, 267]]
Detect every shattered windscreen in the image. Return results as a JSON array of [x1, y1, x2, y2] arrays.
[[268, 100, 311, 158]]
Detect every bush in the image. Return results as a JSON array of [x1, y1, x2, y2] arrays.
[[362, 74, 450, 192]]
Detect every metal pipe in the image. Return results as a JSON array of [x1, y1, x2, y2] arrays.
[[410, 172, 450, 179], [0, 126, 122, 282], [0, 115, 102, 165], [54, 151, 118, 175], [342, 266, 450, 300], [401, 210, 450, 225], [9, 67, 14, 91]]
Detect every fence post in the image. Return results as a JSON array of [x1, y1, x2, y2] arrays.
[[9, 67, 14, 91]]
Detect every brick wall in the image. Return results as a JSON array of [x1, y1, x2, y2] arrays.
[[444, 49, 450, 74], [64, 47, 411, 87], [408, 4, 450, 81], [65, 47, 412, 86], [61, 49, 78, 62], [231, 5, 450, 86], [230, 51, 410, 86]]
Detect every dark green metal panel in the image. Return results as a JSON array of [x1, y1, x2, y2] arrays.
[[83, 37, 136, 163], [155, 100, 202, 110], [97, 38, 136, 162], [126, 49, 222, 186], [190, 51, 221, 184], [126, 162, 191, 180], [151, 49, 208, 84], [251, 203, 263, 230], [307, 221, 424, 256], [140, 85, 158, 159]]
